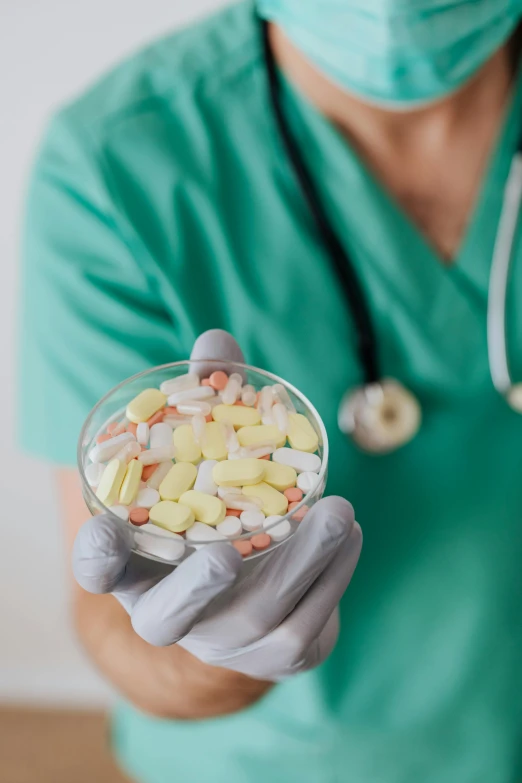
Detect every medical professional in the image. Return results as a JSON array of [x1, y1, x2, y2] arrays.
[[19, 0, 522, 781]]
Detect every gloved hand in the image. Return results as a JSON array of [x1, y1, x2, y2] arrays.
[[73, 331, 362, 681]]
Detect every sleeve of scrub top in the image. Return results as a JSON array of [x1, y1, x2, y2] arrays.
[[19, 112, 184, 465]]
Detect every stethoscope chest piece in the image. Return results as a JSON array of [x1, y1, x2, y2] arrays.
[[338, 379, 421, 454], [507, 383, 522, 413]]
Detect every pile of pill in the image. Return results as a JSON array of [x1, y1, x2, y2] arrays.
[[84, 370, 323, 562]]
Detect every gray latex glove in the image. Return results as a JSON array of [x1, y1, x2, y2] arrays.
[[73, 331, 362, 681]]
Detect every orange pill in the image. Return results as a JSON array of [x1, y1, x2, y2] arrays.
[[209, 371, 228, 391], [226, 508, 242, 517], [258, 454, 270, 460], [201, 378, 211, 386], [147, 410, 165, 427], [285, 487, 303, 502], [233, 539, 253, 557], [96, 433, 112, 444], [129, 507, 150, 526], [163, 406, 178, 416], [251, 533, 271, 550], [107, 422, 119, 435], [205, 414, 213, 423], [142, 463, 159, 480], [234, 400, 246, 407], [127, 422, 138, 436], [288, 502, 309, 522]]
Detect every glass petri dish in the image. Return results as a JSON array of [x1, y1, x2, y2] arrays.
[[78, 360, 328, 564]]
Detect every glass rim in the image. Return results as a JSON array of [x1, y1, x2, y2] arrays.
[[78, 358, 329, 545]]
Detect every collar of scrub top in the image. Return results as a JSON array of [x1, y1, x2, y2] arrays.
[[260, 19, 422, 454]]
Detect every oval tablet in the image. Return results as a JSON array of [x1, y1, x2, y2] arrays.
[[263, 515, 291, 542], [159, 462, 197, 501], [126, 389, 166, 424], [149, 500, 195, 533], [178, 490, 226, 526], [212, 404, 261, 429], [185, 522, 227, 543], [201, 421, 228, 461], [272, 447, 321, 474], [119, 459, 143, 505], [260, 460, 297, 491], [287, 413, 319, 453], [237, 425, 286, 449], [173, 424, 202, 464], [242, 482, 288, 516], [216, 516, 243, 538], [212, 458, 266, 487], [96, 459, 127, 506]]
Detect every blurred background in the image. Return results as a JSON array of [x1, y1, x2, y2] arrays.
[[0, 1, 224, 779]]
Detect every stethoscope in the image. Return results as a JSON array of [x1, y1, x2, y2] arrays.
[[261, 20, 522, 454]]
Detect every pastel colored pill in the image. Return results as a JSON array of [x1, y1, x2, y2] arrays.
[[114, 440, 142, 464], [108, 505, 130, 522], [138, 445, 176, 465], [173, 424, 202, 464], [288, 502, 310, 522], [127, 422, 138, 436], [129, 507, 149, 526], [260, 460, 297, 491], [223, 494, 264, 511], [85, 462, 105, 487], [178, 490, 226, 526], [136, 422, 149, 446], [134, 524, 186, 561], [242, 482, 288, 516], [297, 471, 320, 493], [272, 447, 321, 474], [251, 533, 271, 551], [272, 384, 296, 413], [194, 460, 218, 495], [240, 510, 264, 532], [159, 373, 199, 396], [136, 487, 160, 509], [263, 515, 291, 542], [237, 425, 286, 449], [141, 463, 159, 480], [287, 413, 319, 453], [211, 404, 261, 429], [159, 462, 197, 501], [146, 461, 173, 490], [272, 403, 289, 435], [147, 410, 165, 427], [167, 386, 215, 406], [201, 378, 211, 386], [225, 508, 242, 517], [212, 458, 265, 487], [222, 376, 242, 405], [107, 422, 120, 435], [216, 516, 243, 538], [150, 422, 173, 449], [201, 421, 228, 461], [217, 485, 242, 499], [119, 459, 143, 505], [178, 400, 212, 416], [126, 389, 167, 424], [96, 459, 127, 506], [149, 500, 195, 533], [284, 487, 303, 502], [89, 431, 135, 463], [209, 371, 228, 391], [96, 433, 112, 444], [232, 539, 253, 557], [185, 522, 227, 543]]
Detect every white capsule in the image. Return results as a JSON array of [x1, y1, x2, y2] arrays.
[[185, 521, 227, 543], [149, 422, 172, 449], [223, 422, 239, 453], [108, 505, 130, 521], [178, 400, 212, 416], [217, 485, 242, 500], [134, 524, 185, 561], [135, 487, 160, 509], [138, 445, 176, 465], [258, 386, 274, 412], [216, 516, 243, 538], [207, 394, 223, 409], [191, 413, 207, 445], [272, 384, 296, 413], [85, 462, 106, 487], [272, 447, 321, 474], [136, 422, 150, 446], [241, 385, 257, 406], [89, 431, 136, 463], [222, 377, 242, 405], [163, 414, 192, 429], [239, 442, 276, 459], [229, 373, 244, 386], [263, 515, 291, 542], [110, 418, 128, 437], [261, 412, 275, 426], [146, 461, 173, 490], [240, 510, 264, 532], [167, 386, 215, 406], [223, 494, 264, 511], [194, 460, 218, 495], [159, 373, 200, 396], [297, 471, 320, 493], [114, 440, 142, 464], [272, 403, 289, 435]]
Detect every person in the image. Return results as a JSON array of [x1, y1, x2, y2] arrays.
[[19, 1, 522, 781]]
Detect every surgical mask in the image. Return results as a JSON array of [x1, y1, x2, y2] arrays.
[[257, 0, 522, 109]]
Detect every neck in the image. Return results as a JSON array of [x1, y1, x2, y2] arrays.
[[268, 23, 515, 156]]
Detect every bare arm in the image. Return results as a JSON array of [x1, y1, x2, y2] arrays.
[[58, 468, 272, 719]]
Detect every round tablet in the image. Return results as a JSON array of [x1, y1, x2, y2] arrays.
[[232, 539, 253, 557], [251, 533, 271, 551], [136, 487, 161, 509], [129, 507, 149, 526], [240, 510, 265, 532], [216, 516, 243, 538]]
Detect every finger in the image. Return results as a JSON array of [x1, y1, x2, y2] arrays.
[[72, 514, 133, 594], [190, 329, 245, 379], [130, 543, 243, 646]]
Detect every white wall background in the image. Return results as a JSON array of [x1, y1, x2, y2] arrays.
[[0, 0, 224, 706]]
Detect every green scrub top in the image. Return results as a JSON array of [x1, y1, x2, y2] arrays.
[[19, 3, 522, 781]]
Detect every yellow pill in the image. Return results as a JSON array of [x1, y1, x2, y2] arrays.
[[212, 404, 261, 429], [159, 462, 197, 501], [119, 459, 143, 505], [212, 458, 266, 487], [173, 424, 202, 464], [178, 490, 226, 526], [242, 482, 289, 516], [126, 389, 166, 424], [149, 500, 195, 533], [287, 413, 319, 453], [96, 459, 127, 507], [260, 460, 297, 491], [202, 421, 228, 461], [237, 425, 286, 449]]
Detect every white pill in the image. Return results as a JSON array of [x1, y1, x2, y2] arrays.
[[297, 471, 320, 493], [138, 445, 176, 465], [146, 461, 172, 490], [194, 460, 218, 495], [272, 384, 296, 413], [108, 505, 130, 522], [272, 447, 321, 474], [159, 373, 200, 396], [263, 515, 291, 542], [261, 412, 275, 426], [178, 400, 212, 416], [217, 485, 242, 499], [223, 422, 239, 453], [89, 431, 135, 463], [134, 524, 185, 561], [241, 385, 257, 407], [109, 419, 128, 436], [222, 377, 242, 405], [185, 522, 227, 543], [137, 422, 150, 446], [149, 422, 172, 449], [136, 487, 161, 509], [167, 386, 215, 406], [258, 386, 274, 414], [208, 395, 223, 409], [85, 462, 105, 487], [240, 510, 265, 531], [191, 413, 207, 445], [223, 494, 264, 511], [163, 414, 192, 429], [216, 516, 243, 538], [272, 403, 289, 435], [114, 440, 142, 463]]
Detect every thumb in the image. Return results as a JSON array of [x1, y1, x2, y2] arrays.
[[190, 329, 245, 378]]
